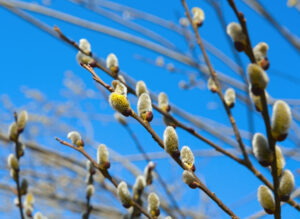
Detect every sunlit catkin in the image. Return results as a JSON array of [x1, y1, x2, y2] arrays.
[[106, 53, 119, 75], [163, 126, 179, 157], [137, 93, 153, 122], [279, 169, 295, 201], [274, 146, 286, 176], [224, 88, 236, 108], [182, 170, 197, 189], [67, 131, 84, 147], [136, 81, 149, 97], [226, 22, 246, 52], [252, 133, 273, 166], [253, 42, 269, 70], [117, 181, 132, 208], [207, 77, 218, 93], [109, 92, 131, 116], [7, 154, 19, 170], [97, 144, 110, 169], [247, 63, 269, 95], [158, 92, 170, 112], [17, 110, 28, 132], [271, 100, 292, 141], [133, 175, 146, 199], [8, 122, 18, 141], [192, 7, 205, 27], [86, 184, 95, 198], [147, 192, 160, 218], [180, 146, 195, 171], [76, 39, 93, 65], [257, 185, 275, 214]]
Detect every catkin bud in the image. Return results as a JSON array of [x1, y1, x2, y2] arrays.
[[33, 212, 46, 219], [7, 154, 19, 170], [76, 39, 93, 65], [247, 63, 269, 95], [226, 22, 246, 52], [224, 88, 236, 108], [137, 93, 153, 122], [106, 53, 119, 75], [192, 7, 205, 27], [97, 144, 110, 169], [8, 122, 18, 141], [25, 205, 33, 217], [279, 169, 295, 201], [252, 133, 273, 166], [86, 184, 95, 198], [109, 92, 131, 116], [136, 81, 149, 97], [163, 126, 179, 157], [112, 80, 127, 96], [274, 146, 286, 176], [117, 181, 132, 208], [17, 110, 28, 132], [155, 56, 165, 67], [86, 160, 95, 175], [133, 175, 146, 199], [24, 192, 34, 207], [147, 192, 160, 217], [20, 179, 28, 195], [114, 112, 127, 125], [10, 169, 17, 181], [182, 170, 197, 189], [257, 185, 275, 214], [144, 161, 155, 185], [253, 42, 269, 70], [180, 146, 195, 171], [158, 92, 170, 112], [271, 100, 292, 141], [207, 77, 218, 93], [17, 144, 25, 158], [67, 131, 84, 147]]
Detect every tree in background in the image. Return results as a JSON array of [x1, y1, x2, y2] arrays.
[[0, 0, 300, 218]]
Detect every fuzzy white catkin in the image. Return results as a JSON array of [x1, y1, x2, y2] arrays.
[[79, 39, 91, 54], [253, 42, 268, 61], [257, 185, 275, 214], [182, 170, 196, 185], [8, 122, 18, 141], [136, 81, 148, 97], [106, 53, 119, 70], [180, 146, 195, 169], [97, 144, 109, 166], [33, 212, 48, 219], [109, 91, 131, 116], [148, 193, 160, 214], [117, 181, 132, 207], [279, 169, 295, 197], [133, 175, 146, 196], [224, 88, 236, 107], [165, 217, 172, 219], [86, 184, 95, 198], [158, 92, 170, 112], [271, 100, 292, 141], [252, 133, 272, 166], [247, 64, 269, 92], [24, 192, 35, 210], [226, 22, 245, 42], [275, 146, 286, 176], [192, 7, 205, 26], [144, 161, 155, 185], [17, 110, 28, 130], [163, 126, 179, 154], [7, 154, 19, 170], [207, 77, 218, 92], [112, 80, 127, 96], [67, 131, 83, 147], [137, 93, 152, 120]]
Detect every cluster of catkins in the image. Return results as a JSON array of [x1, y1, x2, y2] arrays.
[[227, 21, 295, 214], [117, 162, 171, 218], [8, 111, 47, 218]]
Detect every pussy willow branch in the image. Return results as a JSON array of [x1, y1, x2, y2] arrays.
[[55, 137, 153, 219], [52, 27, 300, 213], [181, 0, 250, 164], [80, 64, 238, 218], [226, 0, 281, 217], [12, 114, 25, 219]]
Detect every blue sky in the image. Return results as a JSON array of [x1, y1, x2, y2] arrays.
[[1, 0, 300, 218]]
